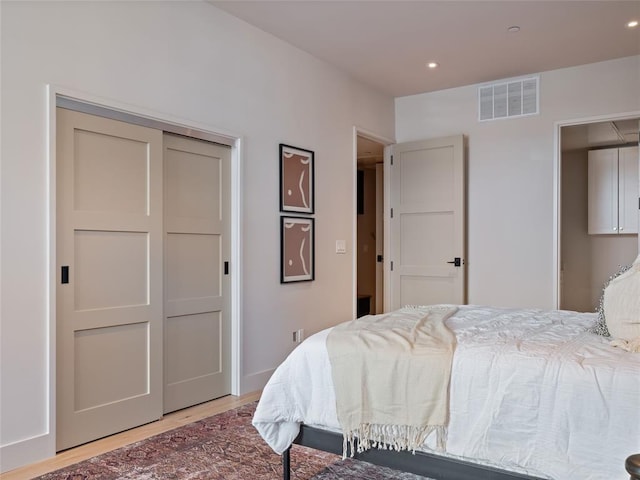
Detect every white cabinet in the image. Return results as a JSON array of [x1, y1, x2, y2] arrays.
[[588, 146, 639, 234], [619, 147, 639, 233]]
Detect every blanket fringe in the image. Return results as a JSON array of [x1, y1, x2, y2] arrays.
[[342, 424, 447, 459], [610, 336, 640, 353]]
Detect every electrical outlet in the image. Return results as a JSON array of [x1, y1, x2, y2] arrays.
[[292, 329, 305, 344]]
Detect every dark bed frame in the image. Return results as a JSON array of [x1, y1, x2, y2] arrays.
[[283, 424, 541, 480], [282, 425, 640, 480]]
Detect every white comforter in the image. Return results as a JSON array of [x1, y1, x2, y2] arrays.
[[253, 305, 640, 480]]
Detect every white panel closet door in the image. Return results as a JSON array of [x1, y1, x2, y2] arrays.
[[619, 146, 639, 235], [389, 135, 466, 310], [56, 108, 163, 450], [163, 133, 231, 414], [588, 148, 619, 234]]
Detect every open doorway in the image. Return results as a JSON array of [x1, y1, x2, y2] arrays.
[[559, 117, 639, 312], [356, 135, 385, 316]]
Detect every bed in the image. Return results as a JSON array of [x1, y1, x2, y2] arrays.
[[253, 305, 640, 480]]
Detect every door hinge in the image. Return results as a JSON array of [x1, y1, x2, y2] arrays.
[[390, 208, 394, 218], [61, 266, 69, 284], [390, 261, 394, 271], [224, 261, 229, 275], [390, 155, 394, 166]]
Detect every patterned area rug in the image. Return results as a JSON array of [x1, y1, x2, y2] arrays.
[[36, 402, 431, 480]]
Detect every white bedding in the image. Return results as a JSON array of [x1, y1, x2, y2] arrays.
[[253, 305, 640, 480]]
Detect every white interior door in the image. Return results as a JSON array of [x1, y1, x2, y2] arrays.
[[389, 135, 466, 310], [163, 134, 231, 414], [56, 108, 163, 450]]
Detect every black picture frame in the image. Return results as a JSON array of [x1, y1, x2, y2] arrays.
[[280, 216, 315, 283], [280, 144, 315, 214]]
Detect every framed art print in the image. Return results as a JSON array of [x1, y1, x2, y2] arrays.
[[280, 144, 314, 214], [281, 216, 315, 283]]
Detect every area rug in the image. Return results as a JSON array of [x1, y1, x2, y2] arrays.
[[36, 402, 431, 480]]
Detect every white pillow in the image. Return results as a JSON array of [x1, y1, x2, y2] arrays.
[[603, 254, 640, 346]]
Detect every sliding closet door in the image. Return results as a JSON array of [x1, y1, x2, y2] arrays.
[[163, 134, 231, 413], [56, 108, 163, 450]]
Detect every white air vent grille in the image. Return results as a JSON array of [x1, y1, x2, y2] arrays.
[[478, 76, 539, 121]]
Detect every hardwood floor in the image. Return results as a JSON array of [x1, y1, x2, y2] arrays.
[[1, 391, 261, 480]]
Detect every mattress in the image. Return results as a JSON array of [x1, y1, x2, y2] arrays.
[[253, 305, 640, 480]]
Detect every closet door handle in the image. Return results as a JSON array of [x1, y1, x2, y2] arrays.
[[447, 258, 462, 267]]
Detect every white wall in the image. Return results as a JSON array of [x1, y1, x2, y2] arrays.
[[0, 1, 394, 471], [396, 55, 640, 308]]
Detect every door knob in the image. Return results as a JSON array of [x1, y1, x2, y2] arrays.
[[447, 257, 462, 267]]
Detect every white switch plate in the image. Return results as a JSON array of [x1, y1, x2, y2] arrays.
[[336, 240, 346, 254]]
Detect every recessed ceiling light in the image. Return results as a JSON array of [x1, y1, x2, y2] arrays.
[[427, 62, 439, 69], [628, 20, 639, 28], [507, 25, 521, 33]]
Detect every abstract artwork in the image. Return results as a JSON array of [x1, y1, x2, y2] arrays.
[[280, 144, 314, 214], [281, 216, 314, 283]]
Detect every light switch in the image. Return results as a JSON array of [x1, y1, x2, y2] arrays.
[[336, 240, 346, 254]]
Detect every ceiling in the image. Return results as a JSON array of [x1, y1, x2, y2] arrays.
[[562, 118, 640, 151], [356, 135, 385, 166], [209, 1, 640, 98]]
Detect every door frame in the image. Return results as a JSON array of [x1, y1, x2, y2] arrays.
[[46, 85, 244, 446], [553, 109, 640, 308], [352, 126, 394, 317]]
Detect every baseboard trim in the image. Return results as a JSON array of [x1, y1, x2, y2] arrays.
[[241, 369, 275, 395], [0, 432, 55, 474]]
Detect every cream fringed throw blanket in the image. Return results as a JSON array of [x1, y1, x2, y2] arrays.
[[326, 305, 458, 458]]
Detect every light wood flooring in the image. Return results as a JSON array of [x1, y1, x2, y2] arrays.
[[1, 391, 261, 480]]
